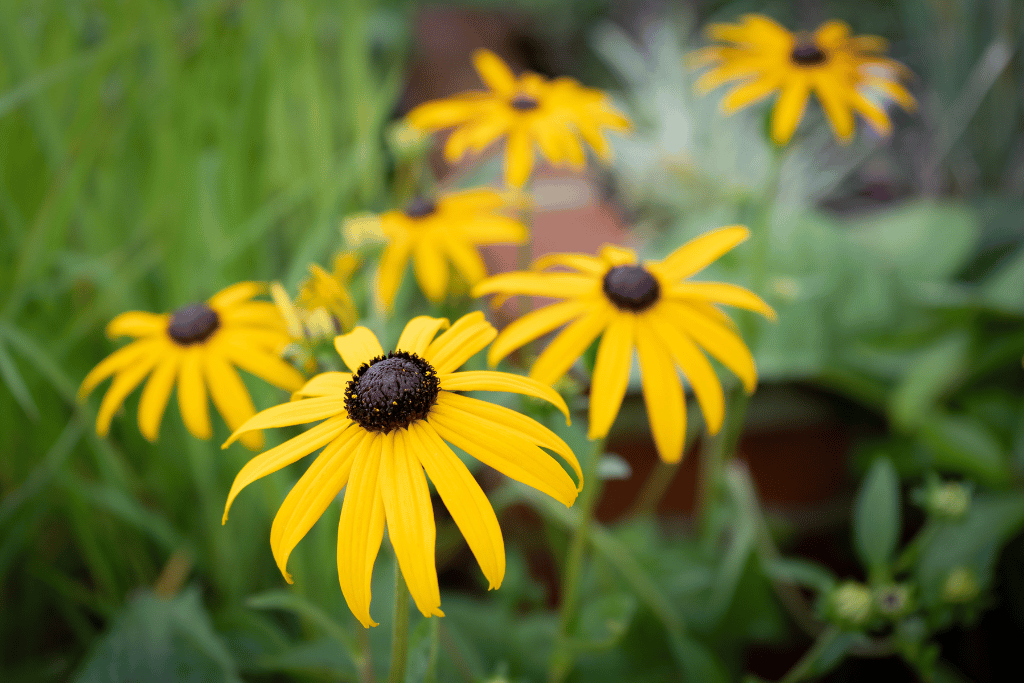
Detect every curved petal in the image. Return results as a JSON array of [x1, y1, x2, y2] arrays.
[[222, 396, 348, 448], [106, 311, 168, 339], [487, 299, 591, 366], [666, 282, 776, 320], [222, 415, 353, 521], [337, 431, 386, 628], [460, 216, 528, 245], [530, 253, 606, 276], [209, 281, 266, 310], [439, 370, 570, 422], [635, 321, 687, 463], [217, 333, 306, 392], [770, 77, 811, 145], [396, 316, 450, 357], [473, 49, 517, 95], [504, 126, 534, 188], [95, 347, 163, 437], [177, 347, 211, 440], [379, 429, 443, 619], [293, 372, 352, 399], [137, 351, 182, 442], [444, 237, 488, 287], [376, 238, 413, 311], [441, 188, 506, 214], [334, 327, 385, 373], [664, 302, 757, 392], [530, 307, 612, 386], [424, 311, 497, 375], [204, 350, 262, 450], [850, 91, 892, 136], [410, 421, 505, 590], [587, 314, 635, 440], [814, 77, 855, 143], [78, 338, 157, 402], [413, 238, 450, 303], [649, 226, 750, 282], [218, 301, 285, 329], [473, 271, 599, 299], [721, 76, 780, 113], [405, 98, 482, 131], [270, 427, 365, 582]]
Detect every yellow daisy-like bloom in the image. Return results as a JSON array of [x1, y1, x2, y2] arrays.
[[473, 227, 776, 464], [78, 282, 306, 450], [405, 49, 631, 187], [297, 251, 360, 332], [221, 312, 582, 627], [375, 189, 527, 310], [692, 14, 916, 145]]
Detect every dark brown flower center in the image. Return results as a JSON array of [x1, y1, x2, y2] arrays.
[[790, 40, 827, 66], [509, 94, 539, 111], [404, 197, 437, 219], [167, 303, 220, 345], [602, 265, 660, 312], [344, 352, 440, 433]]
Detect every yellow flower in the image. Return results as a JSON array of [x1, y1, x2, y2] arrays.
[[297, 251, 360, 332], [405, 49, 631, 187], [473, 227, 775, 463], [692, 14, 916, 145], [375, 189, 527, 310], [220, 312, 582, 627], [78, 282, 306, 450]]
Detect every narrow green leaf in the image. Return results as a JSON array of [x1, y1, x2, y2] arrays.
[[853, 457, 901, 576], [0, 336, 40, 420]]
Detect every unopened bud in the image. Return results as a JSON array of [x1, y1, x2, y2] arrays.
[[831, 581, 873, 626], [943, 567, 979, 604], [874, 584, 912, 618], [927, 482, 970, 520]]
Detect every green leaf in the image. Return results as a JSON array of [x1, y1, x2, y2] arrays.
[[0, 336, 39, 420], [918, 413, 1011, 487], [890, 332, 969, 430], [575, 592, 637, 649], [853, 457, 901, 576], [246, 589, 362, 668], [762, 557, 836, 593], [980, 244, 1024, 313]]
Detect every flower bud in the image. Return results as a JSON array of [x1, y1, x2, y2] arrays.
[[831, 581, 873, 627], [927, 482, 970, 520], [874, 584, 912, 618], [943, 567, 979, 604]]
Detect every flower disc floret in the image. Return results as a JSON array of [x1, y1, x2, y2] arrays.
[[602, 265, 660, 312], [168, 303, 220, 345], [509, 94, 539, 111], [404, 197, 438, 219], [344, 352, 440, 433], [790, 40, 828, 66]]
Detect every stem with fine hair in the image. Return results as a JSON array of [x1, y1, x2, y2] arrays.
[[549, 436, 606, 683], [387, 562, 411, 683]]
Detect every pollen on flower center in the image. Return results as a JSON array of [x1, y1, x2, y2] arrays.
[[602, 265, 660, 312], [344, 352, 440, 433], [404, 197, 438, 219], [509, 94, 539, 111], [168, 303, 220, 345], [790, 40, 827, 66]]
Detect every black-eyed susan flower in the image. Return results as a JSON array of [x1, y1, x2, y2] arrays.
[[297, 251, 360, 332], [692, 14, 915, 145], [374, 189, 527, 310], [221, 312, 581, 627], [405, 49, 631, 187], [78, 282, 305, 450], [473, 227, 775, 464]]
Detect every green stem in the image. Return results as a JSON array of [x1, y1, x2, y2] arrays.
[[549, 437, 606, 683], [696, 388, 748, 533], [387, 562, 411, 683], [778, 626, 840, 683], [628, 461, 679, 518], [422, 615, 440, 683]]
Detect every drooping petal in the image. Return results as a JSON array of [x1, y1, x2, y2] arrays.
[[376, 238, 413, 311], [396, 316, 450, 357], [270, 427, 365, 582], [473, 49, 517, 95], [209, 281, 266, 310], [504, 127, 535, 188], [292, 372, 352, 399], [379, 429, 443, 619], [424, 311, 496, 375], [105, 311, 168, 339], [472, 272, 598, 299], [587, 314, 635, 440], [649, 226, 750, 282], [444, 236, 488, 287], [410, 421, 505, 589], [222, 395, 349, 448], [412, 237, 450, 303], [666, 282, 776, 319], [664, 302, 757, 392], [78, 338, 157, 401], [598, 244, 638, 267], [530, 253, 606, 276], [850, 91, 892, 136], [487, 299, 592, 366], [137, 351, 182, 442], [177, 347, 211, 440], [337, 431, 386, 628], [814, 77, 855, 144], [436, 392, 582, 487], [222, 415, 352, 521], [635, 321, 687, 463], [529, 307, 612, 386], [439, 370, 570, 422], [721, 76, 780, 113], [95, 347, 163, 437], [334, 327, 385, 373], [770, 76, 811, 145], [218, 334, 306, 392], [204, 349, 262, 450]]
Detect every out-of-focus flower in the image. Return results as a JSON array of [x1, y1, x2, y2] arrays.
[[943, 567, 979, 604], [297, 252, 360, 332], [926, 481, 971, 521], [473, 227, 774, 463], [831, 581, 873, 626], [373, 189, 527, 310], [874, 583, 912, 619], [78, 282, 305, 449], [405, 49, 631, 187], [692, 14, 915, 144], [221, 313, 581, 627]]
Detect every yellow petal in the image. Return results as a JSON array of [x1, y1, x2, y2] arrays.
[[472, 271, 598, 299], [587, 314, 635, 439], [337, 431, 386, 628], [813, 19, 852, 50], [96, 346, 162, 437], [78, 339, 155, 402], [771, 77, 810, 145], [177, 347, 211, 440], [443, 112, 512, 162], [405, 98, 481, 131], [429, 398, 578, 506], [864, 76, 916, 112], [850, 91, 892, 136], [413, 238, 450, 303], [293, 372, 352, 399], [218, 301, 285, 329], [487, 299, 591, 366], [645, 311, 724, 434], [410, 421, 505, 589], [460, 216, 528, 245], [209, 281, 266, 310], [814, 77, 855, 144], [217, 333, 306, 392], [721, 76, 779, 113], [437, 392, 582, 487], [105, 311, 168, 339], [137, 352, 181, 442], [530, 253, 605, 276], [222, 395, 348, 448], [635, 321, 687, 463], [473, 49, 517, 94], [666, 282, 776, 320], [530, 307, 611, 386], [334, 327, 385, 373], [222, 415, 352, 522], [441, 188, 506, 214], [598, 244, 637, 267], [396, 316, 450, 357], [504, 126, 534, 188], [439, 370, 570, 422], [576, 116, 613, 161], [424, 311, 497, 375], [444, 237, 488, 287], [664, 302, 757, 393], [376, 238, 413, 311], [379, 429, 444, 619], [270, 427, 365, 582], [650, 226, 750, 282], [204, 349, 262, 450]]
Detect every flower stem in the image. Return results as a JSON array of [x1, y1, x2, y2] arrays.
[[387, 562, 411, 683], [778, 626, 840, 683], [696, 387, 748, 533], [549, 436, 606, 683]]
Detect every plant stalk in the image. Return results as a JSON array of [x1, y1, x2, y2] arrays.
[[387, 562, 411, 683]]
